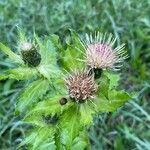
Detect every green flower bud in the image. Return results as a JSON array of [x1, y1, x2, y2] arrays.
[[21, 42, 41, 67], [59, 97, 68, 105]]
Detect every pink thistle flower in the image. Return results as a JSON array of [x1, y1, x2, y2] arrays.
[[82, 32, 128, 71], [65, 70, 97, 103]]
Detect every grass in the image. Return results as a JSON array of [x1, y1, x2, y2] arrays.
[[0, 0, 150, 149]]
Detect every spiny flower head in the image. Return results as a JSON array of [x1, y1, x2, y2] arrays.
[[65, 70, 97, 103], [82, 32, 128, 71], [20, 42, 41, 67]]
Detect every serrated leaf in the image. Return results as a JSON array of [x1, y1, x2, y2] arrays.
[[39, 142, 56, 150], [32, 127, 56, 150], [56, 128, 88, 150], [24, 95, 71, 126], [95, 90, 132, 112], [61, 31, 85, 71], [71, 30, 85, 53], [55, 132, 66, 150], [104, 71, 120, 89], [17, 79, 49, 113], [72, 130, 89, 150], [97, 72, 120, 98], [6, 67, 38, 80], [60, 105, 82, 148], [79, 103, 95, 125], [53, 78, 68, 95], [0, 74, 7, 80], [31, 95, 70, 115], [0, 42, 23, 64], [35, 34, 57, 66], [97, 72, 110, 99], [27, 95, 63, 115], [19, 127, 56, 150], [24, 113, 46, 127], [38, 64, 61, 80], [49, 34, 61, 49], [17, 28, 27, 44], [61, 45, 84, 71]]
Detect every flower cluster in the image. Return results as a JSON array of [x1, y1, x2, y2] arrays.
[[65, 32, 128, 102]]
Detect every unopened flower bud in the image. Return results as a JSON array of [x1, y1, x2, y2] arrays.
[[59, 97, 68, 105], [21, 42, 41, 67]]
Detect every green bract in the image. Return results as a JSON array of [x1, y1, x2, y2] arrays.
[[0, 29, 132, 150]]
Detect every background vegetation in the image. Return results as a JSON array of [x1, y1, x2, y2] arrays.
[[0, 0, 150, 149]]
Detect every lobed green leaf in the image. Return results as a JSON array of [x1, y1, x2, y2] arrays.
[[60, 31, 85, 71], [0, 42, 23, 64], [6, 67, 38, 80], [71, 30, 85, 54], [17, 28, 27, 44], [19, 127, 56, 150], [24, 95, 71, 127], [34, 34, 58, 66], [17, 79, 50, 113], [95, 90, 132, 112], [37, 64, 61, 80], [59, 105, 83, 148], [0, 74, 8, 80], [104, 71, 120, 89], [71, 130, 89, 150], [79, 103, 95, 126]]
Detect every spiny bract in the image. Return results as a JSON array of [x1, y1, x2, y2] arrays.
[[65, 70, 97, 102]]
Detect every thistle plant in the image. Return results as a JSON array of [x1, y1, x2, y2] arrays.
[[0, 29, 132, 149]]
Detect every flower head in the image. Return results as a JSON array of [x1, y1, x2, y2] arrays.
[[20, 42, 41, 67], [65, 70, 97, 103], [82, 32, 128, 71]]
